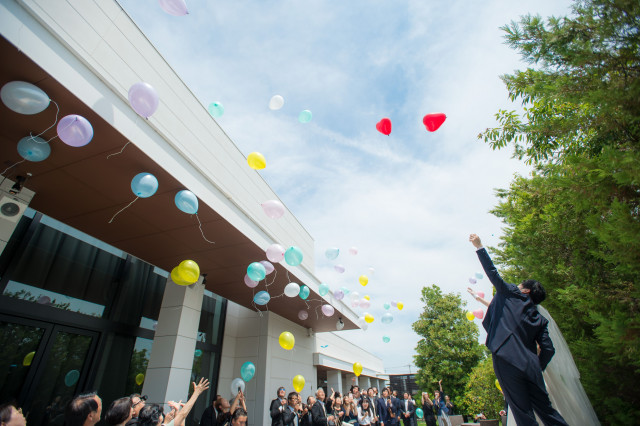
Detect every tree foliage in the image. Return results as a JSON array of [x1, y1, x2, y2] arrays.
[[478, 0, 640, 424], [412, 285, 484, 401], [458, 357, 503, 420]]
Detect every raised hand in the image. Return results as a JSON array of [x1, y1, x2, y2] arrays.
[[193, 378, 210, 394], [469, 234, 482, 248]]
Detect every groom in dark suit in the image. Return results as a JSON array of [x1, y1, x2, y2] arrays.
[[470, 234, 567, 426]]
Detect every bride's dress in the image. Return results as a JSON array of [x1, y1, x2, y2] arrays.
[[506, 305, 600, 425]]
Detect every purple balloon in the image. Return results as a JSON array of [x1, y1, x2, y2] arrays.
[[57, 115, 93, 147], [128, 82, 159, 118], [298, 310, 309, 320], [158, 0, 188, 16], [333, 290, 344, 301], [468, 277, 477, 284], [244, 274, 259, 288], [260, 260, 275, 275], [334, 264, 345, 274], [261, 200, 285, 219], [36, 295, 51, 305], [321, 304, 335, 317]]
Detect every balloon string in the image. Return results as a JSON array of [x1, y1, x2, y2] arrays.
[[195, 214, 216, 244], [29, 100, 59, 142], [0, 159, 26, 176], [108, 196, 139, 223], [107, 141, 131, 159], [265, 269, 278, 287]]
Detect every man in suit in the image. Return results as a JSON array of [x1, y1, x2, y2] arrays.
[[283, 392, 301, 426], [470, 234, 568, 426], [398, 393, 415, 426], [270, 387, 287, 426], [367, 389, 379, 425], [376, 388, 399, 426], [311, 388, 334, 426]]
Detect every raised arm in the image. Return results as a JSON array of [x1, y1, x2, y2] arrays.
[[467, 287, 490, 307], [536, 322, 556, 371], [469, 234, 511, 294], [173, 378, 210, 426]]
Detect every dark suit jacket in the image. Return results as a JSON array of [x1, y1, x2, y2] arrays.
[[398, 399, 415, 419], [311, 400, 328, 426], [377, 397, 399, 425], [282, 406, 299, 426], [477, 248, 555, 373], [200, 405, 218, 426], [271, 399, 286, 426]]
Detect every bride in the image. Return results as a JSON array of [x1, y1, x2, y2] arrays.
[[467, 288, 600, 425]]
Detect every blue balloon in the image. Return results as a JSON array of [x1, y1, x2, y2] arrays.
[[247, 262, 266, 281], [254, 290, 270, 305], [208, 102, 225, 118], [131, 173, 158, 198], [475, 272, 484, 279], [240, 361, 256, 382], [325, 247, 339, 260], [64, 369, 80, 387], [285, 246, 303, 266], [17, 136, 50, 162], [194, 349, 203, 357], [298, 110, 312, 123], [383, 303, 391, 310], [381, 313, 394, 324], [175, 190, 198, 214], [299, 285, 310, 300], [341, 286, 350, 295], [319, 283, 330, 296]]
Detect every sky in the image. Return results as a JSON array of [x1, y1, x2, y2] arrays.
[[118, 0, 574, 375]]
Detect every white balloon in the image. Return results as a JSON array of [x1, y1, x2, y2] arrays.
[[368, 267, 375, 275], [269, 95, 285, 110], [1, 81, 50, 115], [230, 377, 245, 396], [359, 299, 371, 309], [357, 317, 368, 331], [350, 291, 360, 301], [284, 282, 301, 297]]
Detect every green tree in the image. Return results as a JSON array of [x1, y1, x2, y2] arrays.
[[412, 285, 484, 402], [459, 357, 503, 420]]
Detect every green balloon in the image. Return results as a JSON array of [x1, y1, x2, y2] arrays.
[[319, 283, 330, 296], [382, 336, 390, 343], [298, 110, 312, 123], [208, 102, 225, 118]]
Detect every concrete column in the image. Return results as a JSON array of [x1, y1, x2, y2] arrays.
[[345, 373, 358, 393], [360, 376, 371, 390], [143, 276, 205, 404], [327, 370, 343, 396]]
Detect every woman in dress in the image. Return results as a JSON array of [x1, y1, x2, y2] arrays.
[[420, 392, 436, 426], [357, 398, 374, 426], [342, 395, 358, 426]]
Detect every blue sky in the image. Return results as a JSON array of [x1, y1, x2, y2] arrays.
[[118, 0, 573, 374]]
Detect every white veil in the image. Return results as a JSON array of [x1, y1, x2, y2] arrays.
[[506, 305, 600, 425]]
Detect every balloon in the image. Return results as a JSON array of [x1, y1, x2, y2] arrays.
[[341, 286, 351, 295], [298, 310, 309, 320], [319, 283, 330, 296], [175, 190, 198, 214], [390, 300, 397, 307], [364, 313, 374, 323], [57, 114, 93, 147], [382, 336, 390, 343], [422, 113, 447, 132], [247, 152, 266, 169], [131, 173, 159, 198], [359, 299, 371, 309], [334, 265, 345, 274], [254, 291, 270, 305], [135, 373, 145, 385], [475, 272, 484, 279], [298, 110, 312, 123], [333, 290, 344, 301], [336, 319, 345, 330], [284, 282, 301, 297], [321, 304, 335, 317], [36, 295, 51, 305], [1, 81, 50, 114], [269, 95, 284, 110], [171, 267, 192, 286], [397, 302, 404, 311], [128, 82, 159, 118], [17, 136, 50, 162], [353, 362, 363, 376], [383, 303, 390, 310], [466, 311, 475, 321], [292, 374, 305, 393], [194, 349, 202, 357], [469, 278, 477, 284], [208, 102, 224, 118], [495, 379, 502, 392], [178, 260, 200, 283], [364, 295, 370, 301], [23, 351, 35, 366], [64, 370, 80, 387], [357, 317, 368, 331], [240, 362, 256, 382], [261, 200, 285, 219], [368, 267, 375, 275], [477, 291, 485, 299], [247, 262, 266, 281], [359, 275, 368, 286], [299, 285, 310, 300], [416, 408, 424, 419], [260, 260, 275, 275], [351, 300, 359, 308], [381, 313, 394, 324], [244, 274, 259, 288], [349, 247, 358, 255], [473, 309, 484, 319], [158, 0, 188, 16], [325, 247, 340, 260], [350, 291, 360, 301], [231, 377, 246, 395], [376, 118, 392, 135], [279, 331, 295, 350], [284, 246, 303, 266], [266, 244, 285, 263]]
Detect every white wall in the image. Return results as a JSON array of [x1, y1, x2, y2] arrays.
[[315, 331, 385, 376]]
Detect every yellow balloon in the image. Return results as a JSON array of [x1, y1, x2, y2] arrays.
[[364, 313, 374, 323], [359, 275, 368, 286], [279, 331, 295, 350], [495, 379, 502, 392], [292, 374, 305, 392], [171, 266, 192, 286], [23, 351, 35, 366], [247, 152, 266, 170], [353, 362, 363, 377], [466, 311, 475, 321], [397, 302, 404, 310], [135, 373, 145, 386], [178, 260, 200, 283], [364, 295, 370, 301]]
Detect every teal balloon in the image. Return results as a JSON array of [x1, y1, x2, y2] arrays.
[[247, 262, 266, 281], [325, 247, 339, 260], [64, 369, 80, 387], [381, 313, 394, 324], [382, 336, 390, 343], [284, 246, 303, 266], [383, 303, 391, 310], [240, 361, 256, 382], [298, 110, 312, 123], [194, 349, 203, 357], [208, 102, 224, 118], [254, 290, 270, 305], [17, 136, 50, 162], [341, 286, 350, 295], [416, 408, 424, 419], [319, 283, 330, 296], [299, 285, 310, 300], [475, 272, 484, 279], [131, 173, 158, 198], [175, 190, 198, 214]]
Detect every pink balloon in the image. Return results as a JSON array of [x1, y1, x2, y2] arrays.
[[477, 291, 485, 299], [360, 299, 371, 309], [349, 247, 358, 255], [261, 200, 285, 219], [260, 260, 275, 275], [334, 265, 345, 274], [57, 115, 93, 147], [266, 244, 285, 263], [158, 0, 188, 16], [473, 309, 484, 319], [333, 290, 344, 300], [128, 82, 159, 118], [390, 300, 397, 307], [351, 300, 359, 308], [244, 274, 259, 288], [321, 304, 335, 317], [298, 310, 309, 320]]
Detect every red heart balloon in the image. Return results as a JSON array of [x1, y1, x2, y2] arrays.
[[422, 113, 447, 132], [376, 118, 392, 135]]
